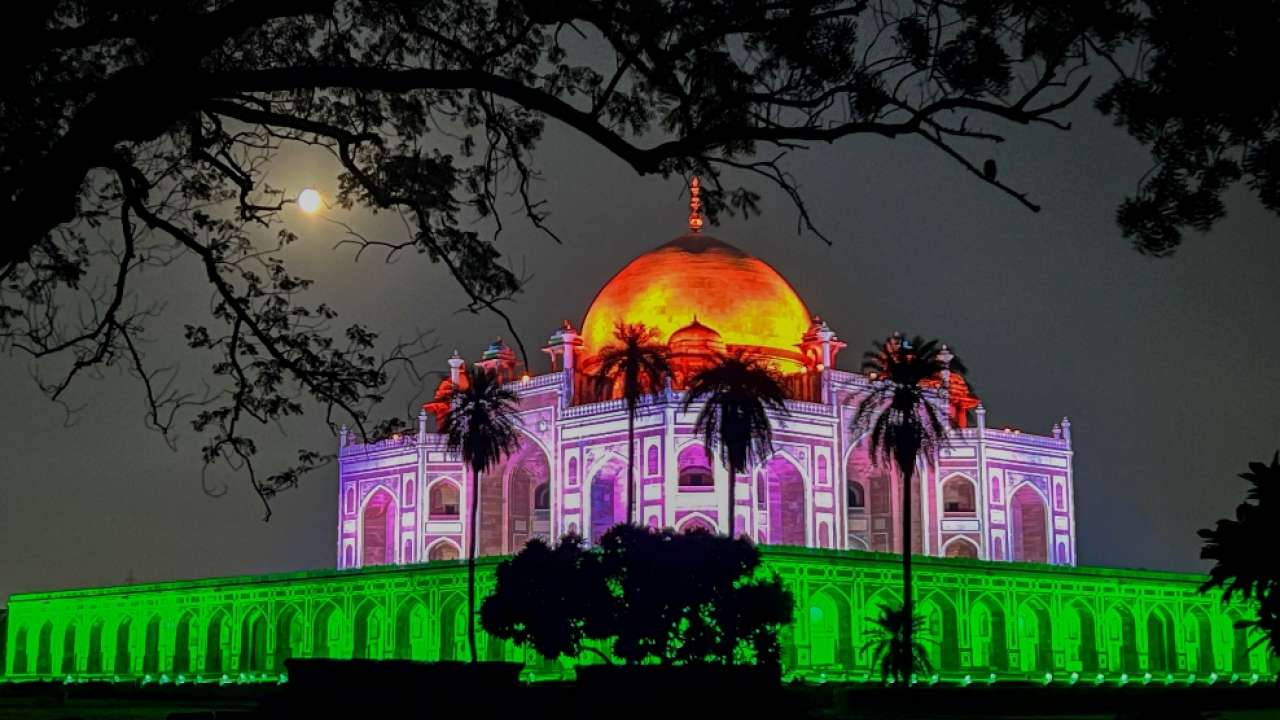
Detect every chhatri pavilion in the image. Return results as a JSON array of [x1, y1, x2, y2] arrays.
[[3, 184, 1275, 684]]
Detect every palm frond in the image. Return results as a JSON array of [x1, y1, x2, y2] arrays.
[[441, 366, 523, 475]]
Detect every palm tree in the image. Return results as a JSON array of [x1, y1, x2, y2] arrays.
[[851, 332, 963, 684], [682, 352, 788, 665], [594, 322, 671, 525], [682, 352, 788, 540], [442, 365, 522, 663]]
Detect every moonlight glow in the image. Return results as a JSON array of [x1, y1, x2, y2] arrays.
[[297, 188, 322, 213]]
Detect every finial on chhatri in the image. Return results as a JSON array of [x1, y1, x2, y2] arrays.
[[688, 175, 704, 234]]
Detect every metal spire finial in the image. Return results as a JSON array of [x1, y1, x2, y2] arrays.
[[688, 176, 704, 233]]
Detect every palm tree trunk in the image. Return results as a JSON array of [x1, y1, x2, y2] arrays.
[[467, 469, 481, 663], [626, 409, 635, 525], [725, 460, 739, 665]]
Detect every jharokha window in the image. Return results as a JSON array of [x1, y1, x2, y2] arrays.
[[429, 482, 460, 518]]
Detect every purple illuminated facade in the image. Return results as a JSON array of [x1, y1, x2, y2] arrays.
[[336, 226, 1077, 570]]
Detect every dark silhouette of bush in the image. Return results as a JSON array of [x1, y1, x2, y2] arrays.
[[482, 525, 793, 670]]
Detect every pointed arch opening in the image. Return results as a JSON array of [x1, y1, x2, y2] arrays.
[[86, 620, 104, 675], [205, 611, 230, 675], [439, 593, 467, 661], [60, 621, 78, 675], [173, 611, 196, 675], [1184, 608, 1215, 675], [1104, 605, 1139, 673], [1064, 601, 1099, 673], [1010, 484, 1049, 563], [428, 478, 461, 519], [313, 603, 345, 660], [395, 598, 430, 661], [35, 621, 53, 675], [361, 488, 398, 566], [970, 597, 1008, 671], [12, 626, 29, 675], [113, 618, 133, 675], [1145, 606, 1176, 673], [942, 474, 977, 514], [353, 601, 386, 660], [919, 594, 961, 671], [1016, 601, 1053, 673], [943, 536, 980, 559], [274, 606, 303, 673], [589, 455, 628, 543], [427, 538, 461, 562], [142, 615, 161, 675], [807, 587, 852, 669], [763, 454, 806, 546], [240, 610, 268, 672]]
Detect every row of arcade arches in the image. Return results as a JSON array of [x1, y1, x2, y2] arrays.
[[802, 587, 1269, 676], [7, 594, 507, 677]]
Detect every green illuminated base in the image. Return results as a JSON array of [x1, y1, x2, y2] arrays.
[[3, 548, 1276, 683]]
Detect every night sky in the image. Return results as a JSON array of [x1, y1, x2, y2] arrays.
[[3, 86, 1278, 605]]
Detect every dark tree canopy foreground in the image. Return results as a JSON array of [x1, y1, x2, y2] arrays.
[[1, 1, 1273, 511], [1199, 453, 1280, 660], [482, 525, 794, 667]]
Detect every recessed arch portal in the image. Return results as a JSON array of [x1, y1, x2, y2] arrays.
[[588, 454, 628, 543], [1146, 606, 1177, 673], [762, 453, 806, 546], [1010, 484, 1049, 563], [361, 488, 398, 567]]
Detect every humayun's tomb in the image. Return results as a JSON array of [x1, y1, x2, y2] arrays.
[[4, 190, 1277, 684]]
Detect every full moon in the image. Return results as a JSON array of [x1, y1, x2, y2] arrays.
[[297, 188, 322, 213]]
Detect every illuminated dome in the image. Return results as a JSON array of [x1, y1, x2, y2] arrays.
[[581, 235, 812, 368]]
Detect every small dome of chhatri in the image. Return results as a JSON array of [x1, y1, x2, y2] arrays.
[[668, 316, 725, 355]]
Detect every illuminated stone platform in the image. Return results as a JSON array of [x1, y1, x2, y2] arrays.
[[4, 547, 1275, 683]]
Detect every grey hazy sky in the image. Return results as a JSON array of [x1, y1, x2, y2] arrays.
[[3, 86, 1279, 605]]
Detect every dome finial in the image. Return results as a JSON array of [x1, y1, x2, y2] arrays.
[[688, 175, 703, 234]]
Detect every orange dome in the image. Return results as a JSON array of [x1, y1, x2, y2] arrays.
[[581, 235, 812, 367]]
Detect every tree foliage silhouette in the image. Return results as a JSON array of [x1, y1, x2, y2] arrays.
[[482, 524, 794, 669], [442, 365, 521, 663], [850, 333, 962, 684], [1199, 453, 1280, 661], [863, 603, 933, 685], [593, 322, 670, 524], [2, 1, 1262, 514]]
